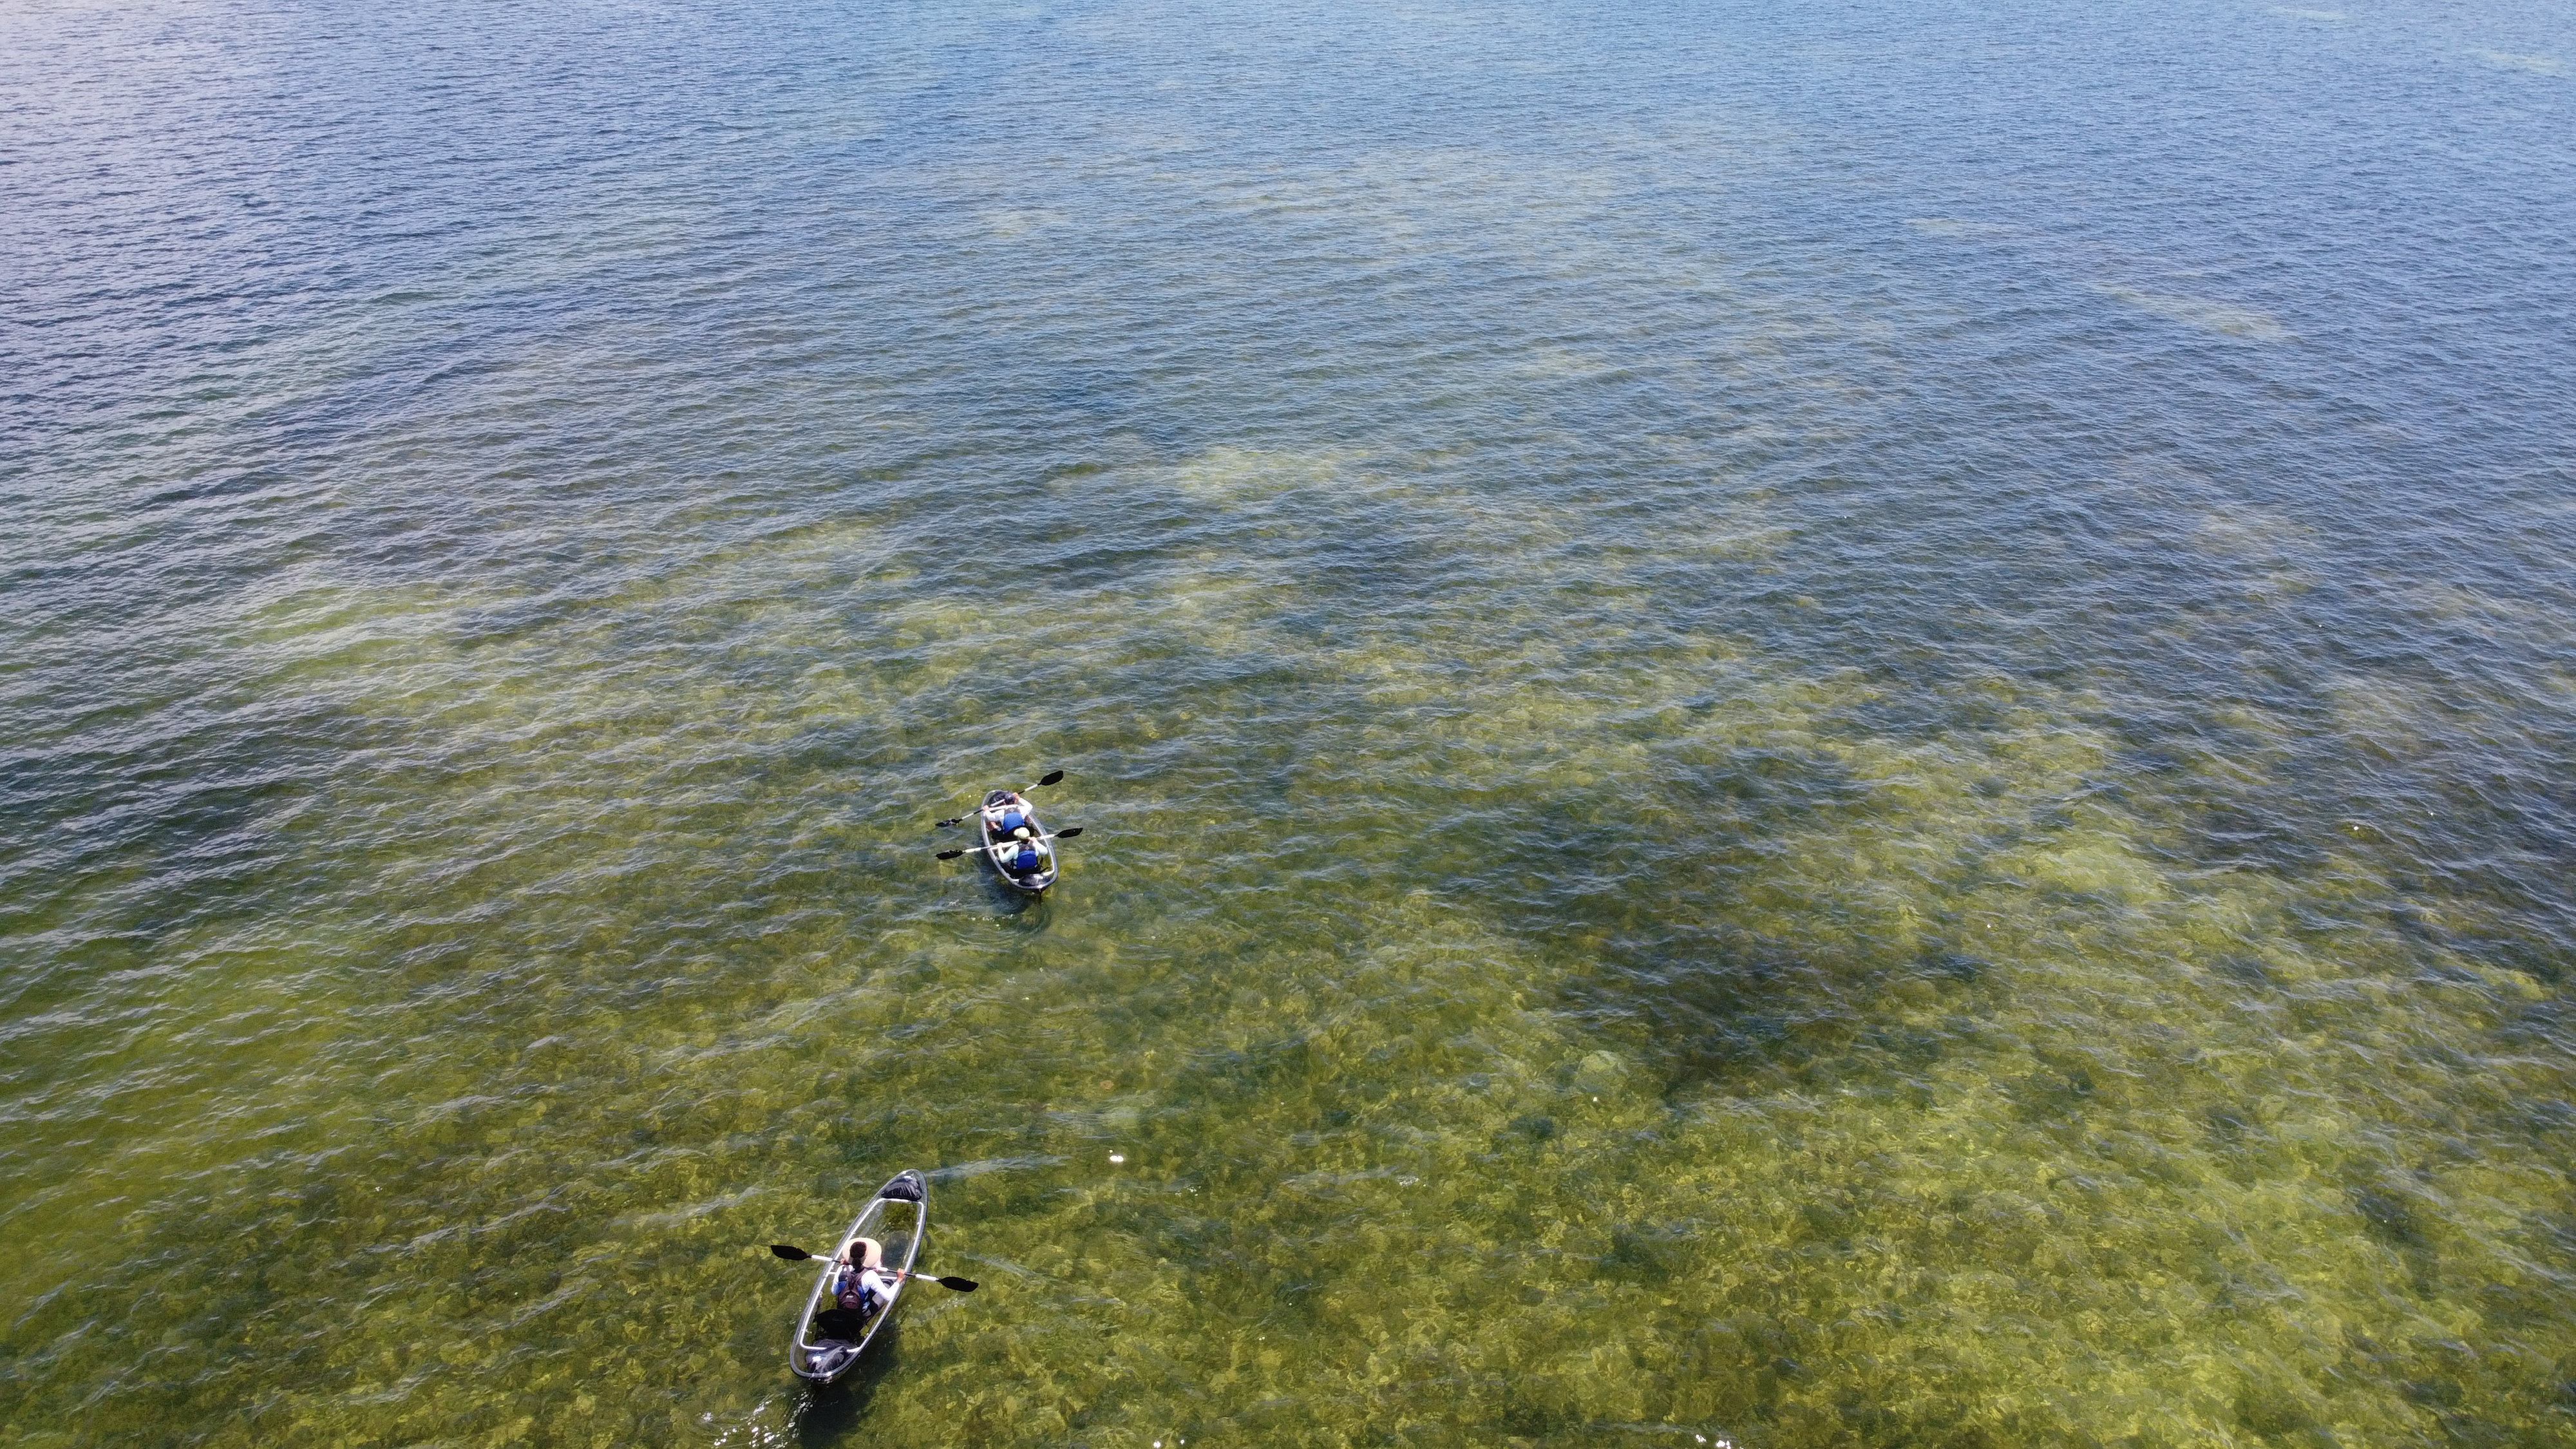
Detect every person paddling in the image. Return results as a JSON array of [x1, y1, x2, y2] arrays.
[[810, 1238, 902, 1347], [987, 792, 1032, 839], [1010, 838, 1047, 880]]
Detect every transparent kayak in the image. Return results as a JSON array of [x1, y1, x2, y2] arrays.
[[979, 790, 1058, 893], [788, 1170, 926, 1383]]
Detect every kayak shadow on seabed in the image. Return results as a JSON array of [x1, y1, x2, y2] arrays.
[[989, 876, 1050, 915], [975, 868, 1056, 922], [791, 1317, 905, 1446]]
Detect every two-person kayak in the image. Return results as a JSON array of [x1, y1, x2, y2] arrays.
[[933, 772, 1084, 892], [976, 788, 1059, 893]]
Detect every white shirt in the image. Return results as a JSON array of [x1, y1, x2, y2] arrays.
[[838, 1264, 900, 1307]]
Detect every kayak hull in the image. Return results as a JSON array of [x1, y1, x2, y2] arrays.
[[789, 1170, 927, 1383], [978, 789, 1058, 893]]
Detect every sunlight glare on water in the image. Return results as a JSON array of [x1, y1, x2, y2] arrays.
[[3, 0, 2573, 1446]]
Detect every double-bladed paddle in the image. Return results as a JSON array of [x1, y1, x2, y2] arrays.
[[768, 1244, 978, 1291], [936, 771, 1064, 828], [937, 826, 1080, 862]]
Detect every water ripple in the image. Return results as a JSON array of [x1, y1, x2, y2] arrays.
[[7, 0, 2576, 1446]]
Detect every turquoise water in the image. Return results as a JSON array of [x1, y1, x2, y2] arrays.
[[5, 1, 2575, 1445]]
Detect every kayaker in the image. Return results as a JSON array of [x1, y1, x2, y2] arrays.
[[1011, 840, 1045, 878], [989, 793, 1032, 838], [840, 1237, 900, 1302], [811, 1238, 901, 1343]]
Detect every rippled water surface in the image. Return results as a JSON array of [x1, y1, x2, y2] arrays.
[[6, 0, 2575, 1444]]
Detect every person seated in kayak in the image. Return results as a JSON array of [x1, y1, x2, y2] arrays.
[[1010, 840, 1046, 878], [838, 1236, 900, 1302], [811, 1238, 901, 1345], [987, 793, 1032, 839]]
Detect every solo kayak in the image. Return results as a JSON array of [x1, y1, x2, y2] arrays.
[[789, 1170, 926, 1383]]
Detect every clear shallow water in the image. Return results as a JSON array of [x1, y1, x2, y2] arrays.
[[5, 0, 2574, 1444]]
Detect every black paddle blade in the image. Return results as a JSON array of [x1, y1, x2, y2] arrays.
[[1036, 770, 1064, 788], [935, 849, 965, 860], [1053, 827, 1083, 838], [934, 817, 963, 828], [770, 1244, 815, 1262], [934, 1276, 979, 1292]]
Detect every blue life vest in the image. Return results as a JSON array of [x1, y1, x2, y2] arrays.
[[1014, 846, 1042, 874], [1000, 810, 1027, 835]]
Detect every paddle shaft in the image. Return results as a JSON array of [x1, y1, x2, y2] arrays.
[[834, 1267, 977, 1293], [770, 1244, 978, 1291], [936, 771, 1064, 827], [937, 826, 1080, 860]]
